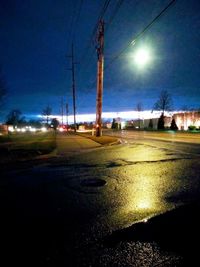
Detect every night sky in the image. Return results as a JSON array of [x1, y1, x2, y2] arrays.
[[1, 0, 200, 121]]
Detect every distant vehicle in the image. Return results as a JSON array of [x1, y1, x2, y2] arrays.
[[58, 125, 69, 132]]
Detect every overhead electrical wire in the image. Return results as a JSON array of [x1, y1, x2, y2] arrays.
[[105, 0, 125, 33], [105, 0, 177, 70], [72, 0, 83, 43], [76, 0, 177, 94], [67, 0, 84, 47], [79, 0, 126, 92], [76, 0, 112, 91], [79, 0, 112, 66], [90, 0, 112, 43], [67, 1, 79, 48]]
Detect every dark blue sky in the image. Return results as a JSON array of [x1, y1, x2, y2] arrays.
[[1, 0, 200, 120]]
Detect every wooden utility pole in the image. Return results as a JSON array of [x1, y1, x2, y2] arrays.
[[61, 97, 64, 126], [69, 43, 77, 132], [95, 20, 104, 137], [66, 102, 69, 128]]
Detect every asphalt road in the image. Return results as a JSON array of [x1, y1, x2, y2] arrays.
[[106, 129, 200, 144], [1, 132, 200, 266]]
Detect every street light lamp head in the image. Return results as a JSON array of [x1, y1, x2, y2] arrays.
[[134, 48, 151, 67]]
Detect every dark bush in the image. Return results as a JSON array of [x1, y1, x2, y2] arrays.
[[170, 118, 178, 130], [157, 114, 165, 130], [188, 125, 196, 131]]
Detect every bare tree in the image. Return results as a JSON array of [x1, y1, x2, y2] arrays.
[[153, 90, 173, 115], [42, 105, 52, 125]]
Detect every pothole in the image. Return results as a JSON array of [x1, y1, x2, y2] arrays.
[[81, 178, 106, 187]]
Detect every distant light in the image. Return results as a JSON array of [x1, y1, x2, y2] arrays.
[[134, 48, 151, 67], [37, 110, 172, 123], [8, 126, 14, 132], [121, 121, 126, 129], [41, 127, 47, 132], [30, 128, 36, 132]]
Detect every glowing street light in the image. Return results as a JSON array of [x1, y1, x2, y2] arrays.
[[133, 48, 151, 67]]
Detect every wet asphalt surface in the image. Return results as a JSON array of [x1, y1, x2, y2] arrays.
[[1, 136, 200, 266]]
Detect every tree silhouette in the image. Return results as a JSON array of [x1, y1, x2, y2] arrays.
[[170, 118, 178, 130], [42, 105, 52, 125], [6, 109, 26, 126], [111, 118, 117, 129], [154, 90, 173, 115], [28, 119, 42, 128], [157, 113, 165, 130]]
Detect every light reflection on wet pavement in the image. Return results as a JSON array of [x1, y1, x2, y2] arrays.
[[1, 140, 200, 266]]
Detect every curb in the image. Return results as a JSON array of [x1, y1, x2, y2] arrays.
[[104, 139, 121, 146]]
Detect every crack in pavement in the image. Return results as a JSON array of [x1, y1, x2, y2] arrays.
[[106, 157, 195, 168]]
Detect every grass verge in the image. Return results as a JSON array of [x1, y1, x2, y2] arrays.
[[77, 132, 119, 145], [0, 131, 56, 163]]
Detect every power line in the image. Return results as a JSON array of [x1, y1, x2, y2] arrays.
[[77, 0, 177, 98], [76, 0, 112, 91], [105, 0, 177, 70], [77, 0, 125, 94], [72, 0, 84, 42], [106, 0, 125, 33], [65, 0, 84, 54], [91, 0, 112, 38], [68, 43, 77, 132], [67, 3, 78, 49], [79, 0, 112, 67], [79, 0, 176, 93]]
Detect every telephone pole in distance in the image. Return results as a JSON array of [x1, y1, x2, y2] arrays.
[[66, 102, 69, 129], [68, 43, 77, 132]]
